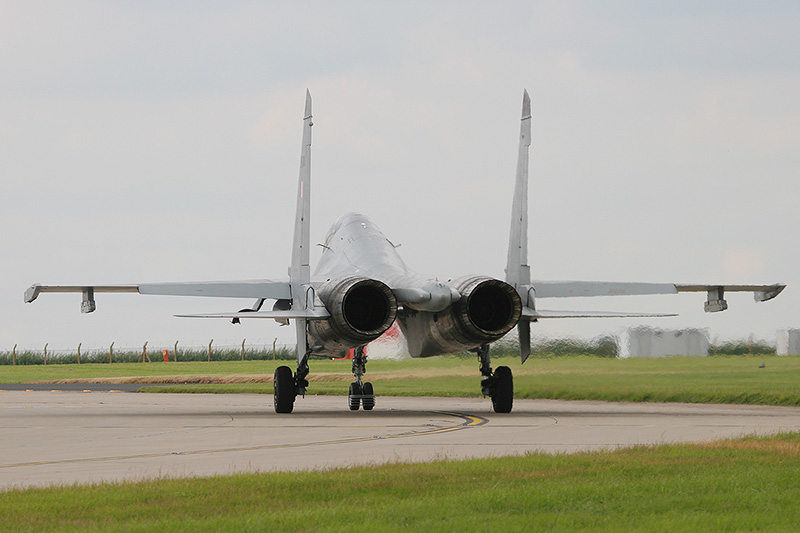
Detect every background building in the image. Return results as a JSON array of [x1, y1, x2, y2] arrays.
[[619, 327, 710, 358], [777, 330, 800, 355]]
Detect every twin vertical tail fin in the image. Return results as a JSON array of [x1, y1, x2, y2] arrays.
[[292, 90, 532, 364], [291, 90, 313, 363], [505, 90, 533, 363]]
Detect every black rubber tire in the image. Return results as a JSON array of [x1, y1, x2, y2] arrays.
[[362, 382, 375, 411], [273, 366, 296, 414], [348, 382, 362, 411], [491, 366, 513, 413]]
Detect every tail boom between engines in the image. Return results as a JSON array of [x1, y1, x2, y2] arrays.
[[397, 276, 522, 358]]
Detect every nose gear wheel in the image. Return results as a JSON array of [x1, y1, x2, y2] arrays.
[[347, 346, 376, 411]]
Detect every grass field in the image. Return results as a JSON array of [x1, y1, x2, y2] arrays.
[[1, 432, 799, 531], [2, 354, 799, 406]]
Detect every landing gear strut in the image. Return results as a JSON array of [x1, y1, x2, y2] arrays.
[[348, 346, 375, 411], [476, 344, 513, 413], [273, 351, 311, 414]]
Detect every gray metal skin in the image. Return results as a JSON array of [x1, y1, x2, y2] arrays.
[[315, 213, 456, 312], [312, 212, 525, 359], [24, 90, 786, 412]]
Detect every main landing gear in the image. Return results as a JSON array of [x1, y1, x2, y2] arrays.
[[476, 344, 513, 413], [348, 346, 375, 411], [273, 351, 311, 414]]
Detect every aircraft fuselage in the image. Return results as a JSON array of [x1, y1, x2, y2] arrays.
[[313, 212, 522, 358]]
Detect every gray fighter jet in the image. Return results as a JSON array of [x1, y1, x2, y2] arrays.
[[25, 90, 785, 413]]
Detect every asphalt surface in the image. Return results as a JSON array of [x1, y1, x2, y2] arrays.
[[0, 383, 169, 392], [3, 390, 800, 490]]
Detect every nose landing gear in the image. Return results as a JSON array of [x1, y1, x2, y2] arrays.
[[348, 346, 375, 411]]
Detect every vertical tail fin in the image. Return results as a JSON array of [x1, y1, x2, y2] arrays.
[[505, 89, 533, 362], [291, 90, 313, 362]]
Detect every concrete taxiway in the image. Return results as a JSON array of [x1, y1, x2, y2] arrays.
[[3, 391, 800, 490]]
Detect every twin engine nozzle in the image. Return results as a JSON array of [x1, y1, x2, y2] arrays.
[[310, 277, 398, 356], [309, 275, 522, 359]]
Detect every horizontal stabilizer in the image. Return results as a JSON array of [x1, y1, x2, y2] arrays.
[[523, 307, 677, 319], [175, 308, 330, 320]]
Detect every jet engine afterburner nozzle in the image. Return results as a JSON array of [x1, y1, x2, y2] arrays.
[[451, 276, 522, 337], [310, 276, 398, 356]]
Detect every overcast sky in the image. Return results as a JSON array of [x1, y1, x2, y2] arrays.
[[2, 1, 798, 354]]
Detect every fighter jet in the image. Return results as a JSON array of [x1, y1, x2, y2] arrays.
[[25, 90, 785, 413]]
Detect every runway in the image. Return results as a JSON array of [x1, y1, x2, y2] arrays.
[[3, 391, 800, 490]]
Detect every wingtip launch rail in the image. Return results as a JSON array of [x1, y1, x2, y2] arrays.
[[24, 90, 785, 413]]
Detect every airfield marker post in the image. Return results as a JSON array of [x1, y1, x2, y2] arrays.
[[208, 339, 213, 362], [273, 338, 277, 360], [241, 338, 246, 361], [12, 344, 16, 366], [43, 343, 48, 365], [174, 341, 179, 362], [77, 343, 81, 364], [109, 342, 114, 364], [141, 341, 149, 363]]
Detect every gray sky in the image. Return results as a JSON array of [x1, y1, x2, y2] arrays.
[[2, 1, 798, 353]]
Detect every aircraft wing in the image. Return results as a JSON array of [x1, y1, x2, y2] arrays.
[[137, 281, 291, 299], [675, 284, 785, 302], [512, 280, 784, 363], [533, 281, 785, 303], [532, 281, 677, 298], [24, 284, 139, 303], [24, 280, 292, 313]]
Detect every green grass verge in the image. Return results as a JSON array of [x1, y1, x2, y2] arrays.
[[146, 355, 800, 406], [0, 360, 287, 383], [2, 432, 799, 531], [3, 355, 800, 406]]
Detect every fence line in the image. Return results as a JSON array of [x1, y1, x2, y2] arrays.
[[2, 338, 292, 365]]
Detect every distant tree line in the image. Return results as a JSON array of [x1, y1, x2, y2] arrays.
[[450, 335, 777, 359], [709, 339, 776, 356], [451, 336, 620, 359]]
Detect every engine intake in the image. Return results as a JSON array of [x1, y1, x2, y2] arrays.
[[310, 277, 398, 356], [398, 276, 522, 358]]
